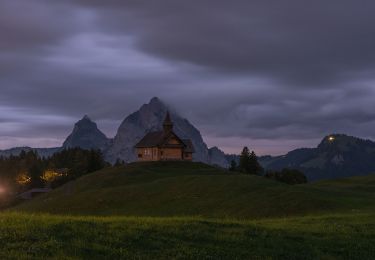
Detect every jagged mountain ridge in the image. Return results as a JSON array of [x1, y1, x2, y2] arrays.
[[0, 98, 229, 168], [105, 97, 212, 164], [3, 99, 375, 179]]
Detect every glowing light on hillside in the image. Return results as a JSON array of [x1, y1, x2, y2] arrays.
[[41, 170, 64, 183], [16, 173, 31, 185], [328, 136, 335, 142]]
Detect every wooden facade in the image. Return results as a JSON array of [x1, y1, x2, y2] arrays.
[[135, 112, 194, 162]]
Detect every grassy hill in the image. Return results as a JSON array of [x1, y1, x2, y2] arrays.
[[4, 162, 375, 258], [13, 162, 375, 218]]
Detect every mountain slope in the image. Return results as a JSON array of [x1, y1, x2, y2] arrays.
[[260, 134, 375, 181], [209, 147, 230, 168], [14, 162, 375, 218], [105, 97, 210, 164], [63, 115, 111, 151]]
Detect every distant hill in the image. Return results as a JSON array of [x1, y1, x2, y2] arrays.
[[14, 162, 375, 218], [259, 134, 375, 181], [0, 147, 60, 158]]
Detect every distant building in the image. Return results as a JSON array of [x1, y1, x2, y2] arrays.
[[135, 112, 194, 161], [18, 188, 52, 200]]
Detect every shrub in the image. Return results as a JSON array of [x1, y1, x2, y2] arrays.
[[265, 168, 307, 184]]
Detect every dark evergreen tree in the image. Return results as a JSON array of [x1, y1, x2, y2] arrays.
[[239, 147, 263, 174], [114, 158, 123, 167], [28, 163, 44, 188], [229, 160, 237, 171], [248, 151, 263, 175], [239, 146, 250, 173], [88, 150, 105, 172]]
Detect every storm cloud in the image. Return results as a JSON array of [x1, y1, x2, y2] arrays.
[[1, 0, 375, 154]]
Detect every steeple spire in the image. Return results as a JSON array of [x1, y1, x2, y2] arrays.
[[163, 111, 173, 132]]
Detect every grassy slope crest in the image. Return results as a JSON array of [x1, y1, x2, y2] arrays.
[[13, 162, 375, 218]]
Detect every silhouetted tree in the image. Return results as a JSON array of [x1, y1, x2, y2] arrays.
[[114, 158, 125, 167], [248, 151, 263, 175], [28, 163, 44, 188], [88, 150, 105, 172], [239, 147, 263, 174], [229, 160, 237, 171], [239, 146, 250, 173], [0, 148, 107, 192]]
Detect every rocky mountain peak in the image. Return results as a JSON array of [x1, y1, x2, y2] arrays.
[[82, 114, 91, 121], [63, 115, 111, 150], [7, 97, 228, 168], [74, 115, 96, 128], [105, 97, 212, 164], [149, 96, 163, 106]]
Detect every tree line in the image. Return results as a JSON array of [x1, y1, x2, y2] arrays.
[[229, 146, 307, 184], [0, 148, 107, 194]]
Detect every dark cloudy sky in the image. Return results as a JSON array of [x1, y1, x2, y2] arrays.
[[1, 0, 375, 155]]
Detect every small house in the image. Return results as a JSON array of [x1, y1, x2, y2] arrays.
[[135, 112, 194, 161]]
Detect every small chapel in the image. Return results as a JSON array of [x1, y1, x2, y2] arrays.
[[134, 112, 195, 161]]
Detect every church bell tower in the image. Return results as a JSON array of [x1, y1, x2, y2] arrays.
[[163, 111, 173, 133]]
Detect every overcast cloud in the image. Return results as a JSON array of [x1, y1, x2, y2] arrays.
[[1, 0, 375, 154]]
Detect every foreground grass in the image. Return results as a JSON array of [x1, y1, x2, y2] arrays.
[[0, 212, 374, 259]]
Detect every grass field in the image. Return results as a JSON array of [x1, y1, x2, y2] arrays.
[[2, 162, 375, 259], [0, 212, 374, 259]]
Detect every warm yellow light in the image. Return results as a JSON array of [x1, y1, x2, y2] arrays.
[[16, 173, 31, 185], [41, 170, 63, 183], [328, 136, 335, 142]]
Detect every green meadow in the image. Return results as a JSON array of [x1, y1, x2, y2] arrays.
[[2, 162, 375, 259], [0, 213, 374, 259]]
